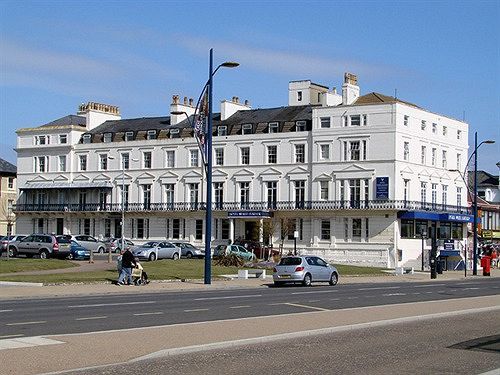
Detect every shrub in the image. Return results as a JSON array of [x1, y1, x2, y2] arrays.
[[213, 254, 244, 267]]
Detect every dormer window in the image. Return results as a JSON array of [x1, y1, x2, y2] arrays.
[[242, 124, 252, 135], [268, 122, 279, 133], [296, 121, 306, 132], [103, 133, 113, 143], [34, 135, 49, 145], [82, 134, 92, 144], [147, 130, 157, 140], [217, 126, 227, 136], [169, 128, 179, 138], [125, 131, 134, 141]]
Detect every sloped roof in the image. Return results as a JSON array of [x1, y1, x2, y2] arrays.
[[0, 158, 16, 175], [87, 116, 172, 134], [40, 115, 86, 128], [353, 92, 421, 109], [468, 170, 499, 187]]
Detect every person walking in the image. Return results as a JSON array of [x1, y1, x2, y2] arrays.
[[117, 247, 135, 285]]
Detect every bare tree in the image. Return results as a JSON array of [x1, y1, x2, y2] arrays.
[[0, 199, 15, 260]]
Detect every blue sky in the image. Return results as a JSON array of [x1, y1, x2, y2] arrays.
[[1, 0, 498, 172]]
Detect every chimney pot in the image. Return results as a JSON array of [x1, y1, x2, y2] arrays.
[[244, 100, 249, 106], [183, 96, 188, 105], [172, 95, 179, 104], [189, 98, 193, 106]]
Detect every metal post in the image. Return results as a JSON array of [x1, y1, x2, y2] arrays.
[[421, 232, 426, 271], [121, 158, 125, 254], [472, 132, 478, 276], [204, 49, 213, 285]]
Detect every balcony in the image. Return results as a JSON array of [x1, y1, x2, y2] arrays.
[[13, 200, 471, 214]]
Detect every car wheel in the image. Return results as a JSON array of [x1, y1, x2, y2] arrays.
[[8, 247, 16, 258], [39, 250, 49, 259], [172, 252, 179, 260], [186, 252, 193, 259], [148, 253, 156, 261], [302, 273, 312, 287], [329, 272, 338, 286], [68, 254, 74, 260], [98, 247, 104, 254]]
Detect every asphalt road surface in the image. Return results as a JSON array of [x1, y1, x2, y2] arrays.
[[67, 312, 500, 375], [1, 278, 499, 338]]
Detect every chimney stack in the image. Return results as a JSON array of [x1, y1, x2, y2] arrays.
[[342, 72, 360, 105]]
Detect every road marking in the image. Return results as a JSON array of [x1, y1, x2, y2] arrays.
[[347, 296, 359, 300], [425, 291, 433, 294], [415, 284, 446, 288], [0, 334, 24, 339], [437, 290, 446, 293], [0, 336, 64, 351], [184, 308, 209, 312], [464, 287, 480, 291], [291, 290, 338, 295], [75, 316, 107, 321], [134, 312, 164, 316], [330, 298, 340, 301], [412, 292, 421, 295], [358, 286, 400, 291], [68, 301, 156, 308], [383, 293, 407, 296], [194, 294, 262, 301], [0, 310, 13, 313], [6, 321, 46, 326], [308, 300, 321, 303], [285, 303, 329, 312], [229, 305, 251, 309]]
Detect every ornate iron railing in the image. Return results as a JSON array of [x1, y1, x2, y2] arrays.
[[13, 200, 471, 214]]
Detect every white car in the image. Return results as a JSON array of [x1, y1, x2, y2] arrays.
[[62, 235, 106, 254]]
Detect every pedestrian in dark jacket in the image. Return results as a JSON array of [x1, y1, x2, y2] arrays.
[[117, 247, 136, 285]]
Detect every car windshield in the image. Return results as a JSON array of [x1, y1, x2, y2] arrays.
[[279, 257, 302, 266], [56, 237, 71, 244], [141, 242, 158, 248]]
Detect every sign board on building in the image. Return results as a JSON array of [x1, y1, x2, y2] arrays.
[[443, 240, 454, 250], [228, 211, 273, 219], [375, 177, 389, 199], [440, 213, 473, 223]]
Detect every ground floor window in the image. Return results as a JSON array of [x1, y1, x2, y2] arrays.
[[196, 219, 203, 240], [352, 218, 362, 241], [104, 219, 111, 238], [172, 219, 180, 239], [451, 223, 462, 239], [321, 220, 331, 240], [136, 218, 150, 239], [439, 222, 451, 240], [401, 219, 415, 238], [221, 219, 230, 240]]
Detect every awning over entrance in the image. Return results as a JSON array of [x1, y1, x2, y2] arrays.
[[20, 182, 113, 190], [228, 210, 273, 219], [398, 211, 473, 223]]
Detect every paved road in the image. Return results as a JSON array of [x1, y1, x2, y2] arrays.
[[2, 278, 499, 338], [66, 312, 500, 375]]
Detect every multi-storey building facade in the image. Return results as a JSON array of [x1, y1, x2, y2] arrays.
[[0, 158, 17, 235], [14, 74, 472, 267], [468, 170, 500, 241]]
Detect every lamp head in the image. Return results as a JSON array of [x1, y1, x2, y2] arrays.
[[484, 140, 495, 144], [221, 61, 239, 68]]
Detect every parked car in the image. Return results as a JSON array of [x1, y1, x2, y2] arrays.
[[273, 255, 339, 287], [61, 235, 106, 254], [171, 242, 205, 258], [232, 239, 279, 259], [56, 236, 90, 260], [132, 241, 181, 261], [9, 234, 71, 259], [105, 238, 135, 253], [214, 244, 256, 262], [1, 235, 27, 255]]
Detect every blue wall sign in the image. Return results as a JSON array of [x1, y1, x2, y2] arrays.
[[375, 177, 389, 199], [228, 211, 273, 219]]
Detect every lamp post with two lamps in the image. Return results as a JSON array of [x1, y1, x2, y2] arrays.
[[171, 49, 239, 285]]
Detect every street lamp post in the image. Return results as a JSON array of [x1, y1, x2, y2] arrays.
[[172, 49, 238, 285], [421, 230, 427, 272]]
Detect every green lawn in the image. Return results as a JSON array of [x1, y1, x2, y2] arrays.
[[0, 258, 77, 274], [0, 259, 388, 284]]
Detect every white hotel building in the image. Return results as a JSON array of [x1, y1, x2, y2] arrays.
[[14, 73, 472, 268]]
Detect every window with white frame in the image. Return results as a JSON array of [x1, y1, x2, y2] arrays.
[[320, 181, 329, 200], [456, 187, 462, 207], [343, 140, 367, 161], [147, 130, 157, 140], [142, 184, 152, 209], [267, 145, 277, 164], [125, 132, 134, 141], [344, 217, 349, 240], [103, 133, 113, 143], [99, 154, 108, 170], [214, 182, 224, 208], [431, 183, 437, 206], [296, 121, 306, 132], [166, 150, 175, 168], [215, 148, 224, 166], [342, 115, 348, 127], [420, 182, 427, 203], [82, 134, 91, 144], [217, 126, 227, 136], [431, 148, 437, 166], [421, 145, 426, 165], [189, 183, 199, 205], [79, 155, 87, 171], [456, 153, 461, 170], [320, 117, 330, 128], [432, 123, 437, 134], [442, 150, 447, 169], [34, 135, 49, 145], [8, 177, 14, 189], [240, 182, 250, 207], [267, 181, 277, 208], [121, 153, 130, 170], [442, 126, 447, 136], [321, 220, 331, 240], [58, 155, 66, 172], [268, 122, 279, 133], [442, 185, 448, 206], [403, 142, 410, 161], [421, 120, 426, 131], [59, 134, 67, 144], [143, 151, 152, 169], [164, 184, 174, 205], [352, 218, 362, 241], [294, 180, 305, 208], [362, 114, 367, 126], [295, 144, 305, 163], [350, 115, 361, 126], [404, 115, 409, 126], [169, 128, 179, 138], [190, 149, 199, 167], [297, 91, 302, 102], [320, 144, 330, 160], [403, 179, 410, 203], [241, 147, 250, 165], [242, 124, 252, 135]]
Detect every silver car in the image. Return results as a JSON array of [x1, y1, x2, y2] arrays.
[[171, 242, 205, 258], [63, 235, 106, 254], [132, 241, 180, 261], [273, 255, 339, 287]]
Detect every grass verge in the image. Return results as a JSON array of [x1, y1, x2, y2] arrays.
[[0, 258, 77, 274]]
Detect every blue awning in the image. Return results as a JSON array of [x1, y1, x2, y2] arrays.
[[439, 250, 461, 257], [398, 211, 473, 223]]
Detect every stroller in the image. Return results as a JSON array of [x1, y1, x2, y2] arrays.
[[132, 261, 149, 286]]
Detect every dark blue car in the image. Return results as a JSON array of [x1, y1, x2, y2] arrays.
[[68, 240, 90, 260]]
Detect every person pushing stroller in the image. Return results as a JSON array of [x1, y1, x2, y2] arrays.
[[132, 257, 149, 285]]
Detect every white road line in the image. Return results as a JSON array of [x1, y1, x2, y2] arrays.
[[0, 337, 64, 351], [330, 298, 340, 301], [285, 303, 329, 312], [291, 290, 338, 295], [425, 291, 433, 294], [229, 305, 251, 309], [415, 284, 446, 288], [184, 308, 209, 312], [0, 334, 24, 339], [6, 321, 46, 326], [75, 316, 107, 321], [383, 293, 407, 297], [357, 286, 400, 291], [133, 312, 164, 316], [463, 287, 480, 290], [68, 301, 156, 308], [437, 290, 446, 293], [347, 296, 359, 300], [0, 310, 13, 313], [412, 292, 421, 295], [194, 294, 262, 301], [308, 300, 321, 303]]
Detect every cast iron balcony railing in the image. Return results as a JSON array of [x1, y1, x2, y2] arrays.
[[13, 200, 471, 214]]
